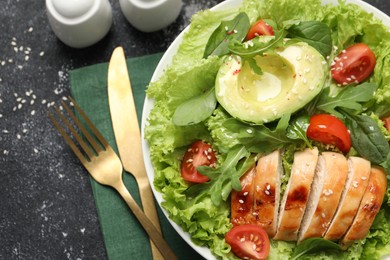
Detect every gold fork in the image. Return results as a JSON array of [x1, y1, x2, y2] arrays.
[[48, 97, 178, 260]]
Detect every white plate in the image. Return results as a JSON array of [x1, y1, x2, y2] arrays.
[[141, 0, 390, 259]]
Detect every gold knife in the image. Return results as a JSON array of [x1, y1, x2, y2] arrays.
[[107, 46, 163, 260]]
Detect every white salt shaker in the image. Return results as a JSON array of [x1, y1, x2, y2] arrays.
[[46, 0, 113, 48], [119, 0, 182, 32]]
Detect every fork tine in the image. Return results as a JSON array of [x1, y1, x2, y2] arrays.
[[53, 105, 96, 161], [48, 111, 90, 164], [61, 100, 104, 155], [68, 96, 110, 149]]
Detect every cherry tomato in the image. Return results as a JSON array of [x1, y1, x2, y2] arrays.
[[225, 224, 270, 260], [245, 20, 274, 41], [180, 140, 217, 183], [306, 114, 351, 153], [331, 43, 376, 85]]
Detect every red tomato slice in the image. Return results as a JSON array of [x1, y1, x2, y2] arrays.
[[180, 140, 217, 183], [306, 114, 351, 153], [225, 224, 270, 260], [331, 43, 376, 85], [245, 20, 274, 41]]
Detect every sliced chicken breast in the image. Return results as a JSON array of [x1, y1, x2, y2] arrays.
[[252, 150, 283, 237], [341, 166, 387, 248], [324, 157, 371, 240], [231, 165, 257, 226], [274, 147, 319, 241], [298, 152, 348, 242]]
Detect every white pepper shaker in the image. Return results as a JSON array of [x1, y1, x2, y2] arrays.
[[119, 0, 182, 32], [46, 0, 113, 48]]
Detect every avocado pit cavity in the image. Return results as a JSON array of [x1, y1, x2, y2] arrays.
[[215, 42, 327, 124]]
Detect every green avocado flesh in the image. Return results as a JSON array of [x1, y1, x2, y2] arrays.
[[215, 42, 327, 124]]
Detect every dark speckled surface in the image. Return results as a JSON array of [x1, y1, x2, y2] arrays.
[[0, 0, 389, 259]]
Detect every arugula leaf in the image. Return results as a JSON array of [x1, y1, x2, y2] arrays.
[[172, 87, 217, 126], [228, 28, 286, 58], [185, 145, 252, 206], [222, 114, 292, 154], [291, 238, 342, 259], [286, 113, 312, 147], [203, 12, 250, 58], [242, 57, 263, 75], [286, 21, 332, 57], [343, 111, 390, 165], [316, 83, 378, 118]]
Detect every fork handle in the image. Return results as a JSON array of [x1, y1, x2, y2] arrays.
[[115, 182, 178, 260]]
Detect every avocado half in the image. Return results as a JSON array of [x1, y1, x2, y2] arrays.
[[215, 42, 327, 124]]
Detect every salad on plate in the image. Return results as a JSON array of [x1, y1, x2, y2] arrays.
[[144, 0, 390, 259]]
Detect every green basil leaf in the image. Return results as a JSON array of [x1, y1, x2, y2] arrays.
[[316, 83, 377, 118], [287, 21, 332, 57], [172, 87, 217, 126], [343, 112, 390, 164], [291, 238, 342, 259], [203, 12, 250, 58], [286, 113, 312, 147]]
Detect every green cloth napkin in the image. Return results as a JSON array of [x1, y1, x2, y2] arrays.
[[69, 53, 202, 260]]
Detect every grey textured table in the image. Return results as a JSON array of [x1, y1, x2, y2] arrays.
[[0, 0, 389, 259]]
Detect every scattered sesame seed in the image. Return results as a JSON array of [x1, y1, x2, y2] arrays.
[[246, 129, 253, 134], [40, 51, 45, 56], [11, 41, 17, 46], [31, 110, 36, 115], [25, 56, 29, 61], [17, 134, 21, 139], [34, 148, 38, 153], [22, 129, 28, 133], [352, 181, 359, 188], [243, 192, 249, 196], [28, 27, 33, 32], [30, 100, 34, 105], [3, 129, 9, 133], [264, 190, 270, 196], [361, 176, 367, 180], [239, 199, 244, 204], [3, 150, 9, 155]]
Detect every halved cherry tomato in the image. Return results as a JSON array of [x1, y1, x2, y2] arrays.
[[245, 20, 274, 41], [306, 114, 351, 153], [331, 43, 376, 85], [180, 140, 217, 183], [225, 224, 270, 260]]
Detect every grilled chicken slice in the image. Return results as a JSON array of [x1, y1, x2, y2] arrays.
[[298, 152, 348, 242], [252, 150, 283, 237], [231, 166, 257, 226], [341, 166, 387, 248], [274, 147, 319, 241], [324, 157, 371, 240]]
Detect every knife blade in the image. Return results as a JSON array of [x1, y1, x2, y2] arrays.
[[107, 46, 163, 260]]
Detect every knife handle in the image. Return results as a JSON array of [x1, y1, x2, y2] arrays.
[[116, 181, 178, 260]]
